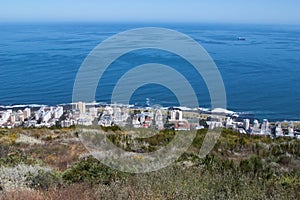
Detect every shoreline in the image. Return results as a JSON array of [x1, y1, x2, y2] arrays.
[[0, 103, 299, 123]]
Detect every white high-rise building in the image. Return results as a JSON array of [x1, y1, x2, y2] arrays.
[[288, 127, 294, 135], [244, 119, 250, 130], [170, 109, 183, 121], [226, 117, 233, 128], [36, 107, 45, 120], [226, 117, 233, 125], [77, 102, 86, 114], [23, 108, 31, 119], [253, 119, 260, 129], [139, 114, 146, 124], [17, 110, 24, 122], [155, 109, 164, 130], [0, 111, 10, 125], [288, 122, 294, 135], [103, 106, 113, 115], [261, 119, 270, 135], [10, 114, 16, 124], [121, 108, 129, 122], [132, 116, 140, 127], [42, 111, 52, 123], [54, 106, 63, 119], [89, 107, 98, 119], [207, 121, 223, 130], [113, 107, 122, 122], [275, 122, 283, 137]]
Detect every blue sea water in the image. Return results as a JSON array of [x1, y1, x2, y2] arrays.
[[0, 23, 299, 121]]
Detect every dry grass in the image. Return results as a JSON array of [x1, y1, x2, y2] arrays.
[[0, 184, 98, 200]]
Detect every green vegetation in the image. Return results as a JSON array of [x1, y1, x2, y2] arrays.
[[0, 127, 299, 199], [62, 157, 129, 185], [0, 150, 42, 167]]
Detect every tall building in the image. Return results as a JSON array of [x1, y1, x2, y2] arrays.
[[155, 109, 164, 130], [0, 111, 11, 125], [253, 119, 260, 129], [139, 114, 146, 124], [42, 111, 52, 123], [77, 102, 86, 114], [244, 119, 250, 130], [89, 107, 98, 119], [226, 117, 233, 129], [288, 122, 294, 135], [113, 107, 122, 122], [10, 114, 16, 124], [103, 106, 113, 115], [275, 122, 283, 137], [23, 108, 31, 119], [169, 108, 183, 121], [54, 106, 63, 119], [261, 119, 270, 135], [17, 110, 24, 122]]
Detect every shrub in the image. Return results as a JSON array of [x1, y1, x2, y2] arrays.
[[0, 151, 41, 167], [0, 132, 19, 145], [0, 164, 52, 192], [62, 157, 129, 186], [26, 170, 62, 190]]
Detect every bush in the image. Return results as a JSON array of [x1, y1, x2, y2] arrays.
[[0, 151, 41, 167], [26, 170, 62, 190], [0, 164, 52, 192], [0, 132, 19, 145], [239, 155, 263, 175], [62, 157, 129, 186]]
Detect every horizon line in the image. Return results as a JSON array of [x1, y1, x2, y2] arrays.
[[0, 20, 300, 26]]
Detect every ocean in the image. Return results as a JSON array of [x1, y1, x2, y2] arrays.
[[0, 23, 299, 121]]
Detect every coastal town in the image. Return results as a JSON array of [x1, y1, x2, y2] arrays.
[[0, 102, 299, 139]]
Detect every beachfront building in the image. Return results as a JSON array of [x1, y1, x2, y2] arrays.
[[169, 108, 183, 121], [244, 119, 250, 131], [288, 122, 294, 136], [103, 106, 113, 115], [1, 108, 33, 127], [113, 106, 122, 124], [77, 118, 92, 126], [155, 109, 164, 130], [174, 120, 190, 131], [10, 114, 16, 124], [132, 115, 141, 128], [89, 107, 98, 119], [77, 101, 86, 114], [16, 110, 24, 122], [253, 119, 260, 129], [261, 119, 270, 135], [23, 108, 31, 119], [61, 119, 76, 127], [0, 110, 11, 125], [250, 119, 262, 135], [131, 111, 153, 128], [226, 117, 234, 129], [42, 110, 52, 123], [167, 108, 192, 130], [99, 114, 113, 127], [110, 106, 129, 126], [207, 121, 223, 129], [54, 106, 63, 119], [275, 122, 284, 137]]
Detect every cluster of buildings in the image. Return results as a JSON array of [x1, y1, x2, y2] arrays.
[[199, 108, 299, 139], [0, 106, 63, 128], [96, 106, 192, 131], [0, 108, 31, 127], [0, 102, 299, 139]]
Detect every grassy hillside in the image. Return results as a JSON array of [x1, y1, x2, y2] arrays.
[[0, 127, 299, 199]]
